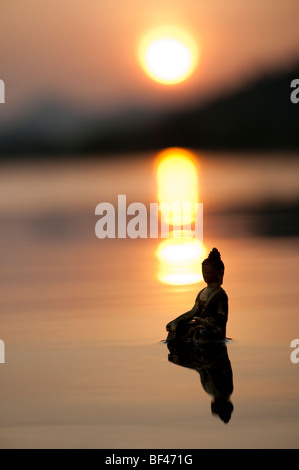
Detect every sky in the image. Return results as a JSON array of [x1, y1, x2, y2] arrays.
[[1, 0, 299, 120]]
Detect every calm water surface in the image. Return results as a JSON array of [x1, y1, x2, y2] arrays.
[[0, 152, 298, 448]]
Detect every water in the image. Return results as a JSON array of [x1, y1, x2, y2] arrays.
[[0, 151, 298, 448]]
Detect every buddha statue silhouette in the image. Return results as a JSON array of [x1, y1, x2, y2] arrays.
[[166, 248, 228, 343]]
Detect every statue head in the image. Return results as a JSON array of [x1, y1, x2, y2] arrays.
[[202, 247, 225, 286]]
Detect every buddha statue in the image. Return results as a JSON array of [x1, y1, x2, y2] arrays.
[[166, 248, 228, 342]]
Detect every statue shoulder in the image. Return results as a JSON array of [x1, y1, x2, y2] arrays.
[[216, 287, 228, 300]]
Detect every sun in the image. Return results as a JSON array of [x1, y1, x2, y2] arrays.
[[138, 26, 199, 85]]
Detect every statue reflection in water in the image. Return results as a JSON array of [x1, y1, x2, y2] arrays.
[[165, 247, 234, 423], [167, 341, 234, 423]]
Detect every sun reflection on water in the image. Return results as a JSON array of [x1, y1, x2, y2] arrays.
[[156, 147, 199, 226], [156, 232, 207, 285], [155, 148, 206, 286]]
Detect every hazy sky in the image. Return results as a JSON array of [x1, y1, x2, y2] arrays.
[[1, 0, 299, 118]]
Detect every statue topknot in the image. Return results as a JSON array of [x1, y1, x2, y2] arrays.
[[202, 247, 224, 271]]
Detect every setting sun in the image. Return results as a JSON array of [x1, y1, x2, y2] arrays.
[[138, 26, 199, 85]]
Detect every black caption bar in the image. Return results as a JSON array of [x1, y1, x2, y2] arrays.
[[0, 449, 297, 467]]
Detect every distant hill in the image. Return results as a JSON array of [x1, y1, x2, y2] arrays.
[[0, 61, 299, 157], [160, 63, 299, 151]]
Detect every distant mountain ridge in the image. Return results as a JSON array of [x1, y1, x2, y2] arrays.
[[0, 61, 299, 157]]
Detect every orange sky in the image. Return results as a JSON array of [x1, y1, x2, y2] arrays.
[[1, 0, 299, 118]]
